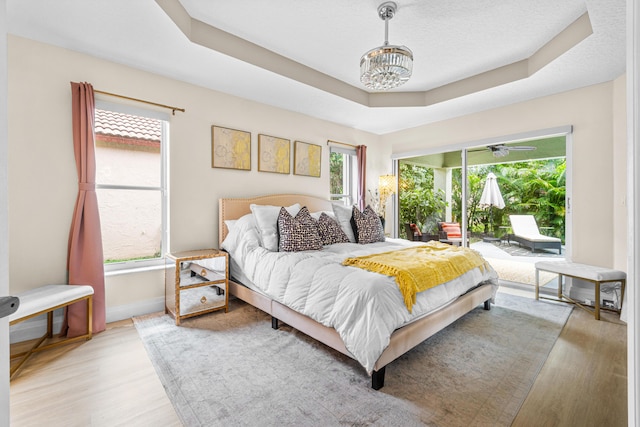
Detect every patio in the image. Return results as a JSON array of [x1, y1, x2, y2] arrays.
[[471, 240, 564, 294]]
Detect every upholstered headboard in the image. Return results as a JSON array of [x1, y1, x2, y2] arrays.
[[218, 194, 335, 246]]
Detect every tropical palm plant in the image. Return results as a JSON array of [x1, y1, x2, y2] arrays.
[[399, 158, 566, 241], [460, 159, 566, 240], [398, 163, 447, 237]]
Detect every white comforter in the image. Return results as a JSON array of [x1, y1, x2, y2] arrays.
[[221, 214, 498, 373]]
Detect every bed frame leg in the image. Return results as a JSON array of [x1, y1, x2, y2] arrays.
[[371, 367, 386, 390], [271, 317, 279, 329], [484, 299, 491, 310]]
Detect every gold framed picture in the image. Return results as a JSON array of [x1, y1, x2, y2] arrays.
[[258, 134, 290, 174], [293, 141, 321, 177], [211, 125, 251, 170]]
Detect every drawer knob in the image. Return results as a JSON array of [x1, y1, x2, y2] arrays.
[[200, 269, 207, 277], [200, 296, 207, 304]]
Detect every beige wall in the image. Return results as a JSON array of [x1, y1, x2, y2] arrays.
[[7, 36, 383, 314], [613, 74, 628, 272], [383, 79, 627, 269]]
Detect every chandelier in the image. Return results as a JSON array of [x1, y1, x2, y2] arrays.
[[360, 2, 413, 91]]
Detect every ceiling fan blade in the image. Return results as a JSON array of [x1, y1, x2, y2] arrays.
[[468, 144, 536, 154], [507, 146, 537, 151]]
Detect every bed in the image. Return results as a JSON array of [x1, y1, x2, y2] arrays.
[[219, 194, 499, 389]]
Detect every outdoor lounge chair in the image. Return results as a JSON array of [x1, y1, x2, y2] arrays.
[[508, 215, 562, 254], [437, 222, 470, 245], [404, 223, 422, 241]]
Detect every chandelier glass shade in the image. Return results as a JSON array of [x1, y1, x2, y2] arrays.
[[360, 2, 413, 91]]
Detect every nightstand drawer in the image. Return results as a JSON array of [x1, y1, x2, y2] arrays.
[[178, 285, 226, 317], [188, 263, 225, 283]]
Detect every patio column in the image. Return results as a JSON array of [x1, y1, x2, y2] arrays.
[[445, 169, 453, 222], [433, 168, 448, 221]]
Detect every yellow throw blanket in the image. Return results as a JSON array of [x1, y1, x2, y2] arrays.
[[342, 241, 489, 312]]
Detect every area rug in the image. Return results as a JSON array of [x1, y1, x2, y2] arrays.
[[485, 257, 556, 286], [134, 293, 572, 427]]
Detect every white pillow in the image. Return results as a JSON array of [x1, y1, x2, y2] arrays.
[[331, 203, 356, 243], [224, 219, 238, 234], [250, 203, 301, 251], [310, 210, 335, 220], [220, 213, 260, 257]]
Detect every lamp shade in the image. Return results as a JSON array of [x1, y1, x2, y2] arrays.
[[379, 174, 396, 196]]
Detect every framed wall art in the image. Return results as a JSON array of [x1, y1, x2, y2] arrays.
[[211, 125, 251, 171], [293, 141, 321, 177], [258, 134, 290, 174]]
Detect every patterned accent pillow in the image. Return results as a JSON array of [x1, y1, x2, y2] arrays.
[[250, 203, 301, 251], [352, 205, 385, 244], [277, 206, 322, 252], [317, 212, 350, 245]]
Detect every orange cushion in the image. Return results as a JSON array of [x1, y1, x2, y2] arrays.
[[442, 223, 461, 238]]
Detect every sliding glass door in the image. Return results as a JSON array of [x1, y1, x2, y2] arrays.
[[395, 133, 568, 253]]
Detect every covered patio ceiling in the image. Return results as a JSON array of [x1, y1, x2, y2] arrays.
[[402, 136, 566, 168]]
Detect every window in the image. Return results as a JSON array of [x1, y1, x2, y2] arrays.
[[94, 102, 169, 272], [329, 146, 357, 205]]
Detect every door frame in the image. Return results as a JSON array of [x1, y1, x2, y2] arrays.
[[1, 1, 11, 425]]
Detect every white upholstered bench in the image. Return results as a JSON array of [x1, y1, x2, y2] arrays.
[[534, 261, 626, 320], [9, 284, 94, 379]]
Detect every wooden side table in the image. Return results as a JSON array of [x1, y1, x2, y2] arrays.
[[165, 249, 228, 325]]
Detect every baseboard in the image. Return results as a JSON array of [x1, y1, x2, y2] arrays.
[[10, 308, 65, 344], [10, 297, 166, 344], [105, 297, 165, 324]]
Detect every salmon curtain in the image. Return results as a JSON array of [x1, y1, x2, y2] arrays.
[[64, 82, 106, 337], [356, 145, 367, 210]]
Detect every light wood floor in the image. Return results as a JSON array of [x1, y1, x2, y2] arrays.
[[10, 289, 627, 427], [10, 320, 181, 427]]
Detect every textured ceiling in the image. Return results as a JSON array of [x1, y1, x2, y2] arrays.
[[6, 0, 626, 134]]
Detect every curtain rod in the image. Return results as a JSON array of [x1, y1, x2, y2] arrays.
[[327, 140, 363, 148], [94, 90, 185, 115]]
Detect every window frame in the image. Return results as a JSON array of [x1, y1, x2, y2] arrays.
[[95, 101, 169, 274], [329, 145, 356, 206]]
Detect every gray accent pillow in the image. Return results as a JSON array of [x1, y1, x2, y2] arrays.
[[352, 205, 385, 244], [317, 212, 350, 245], [277, 206, 322, 252], [331, 203, 357, 243]]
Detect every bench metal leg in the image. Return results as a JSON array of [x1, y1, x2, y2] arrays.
[[557, 274, 563, 300], [10, 294, 93, 380], [87, 295, 93, 340]]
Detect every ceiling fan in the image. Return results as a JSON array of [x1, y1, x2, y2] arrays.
[[470, 144, 537, 158]]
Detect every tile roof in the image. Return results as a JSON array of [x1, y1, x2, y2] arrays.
[[95, 109, 161, 141]]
